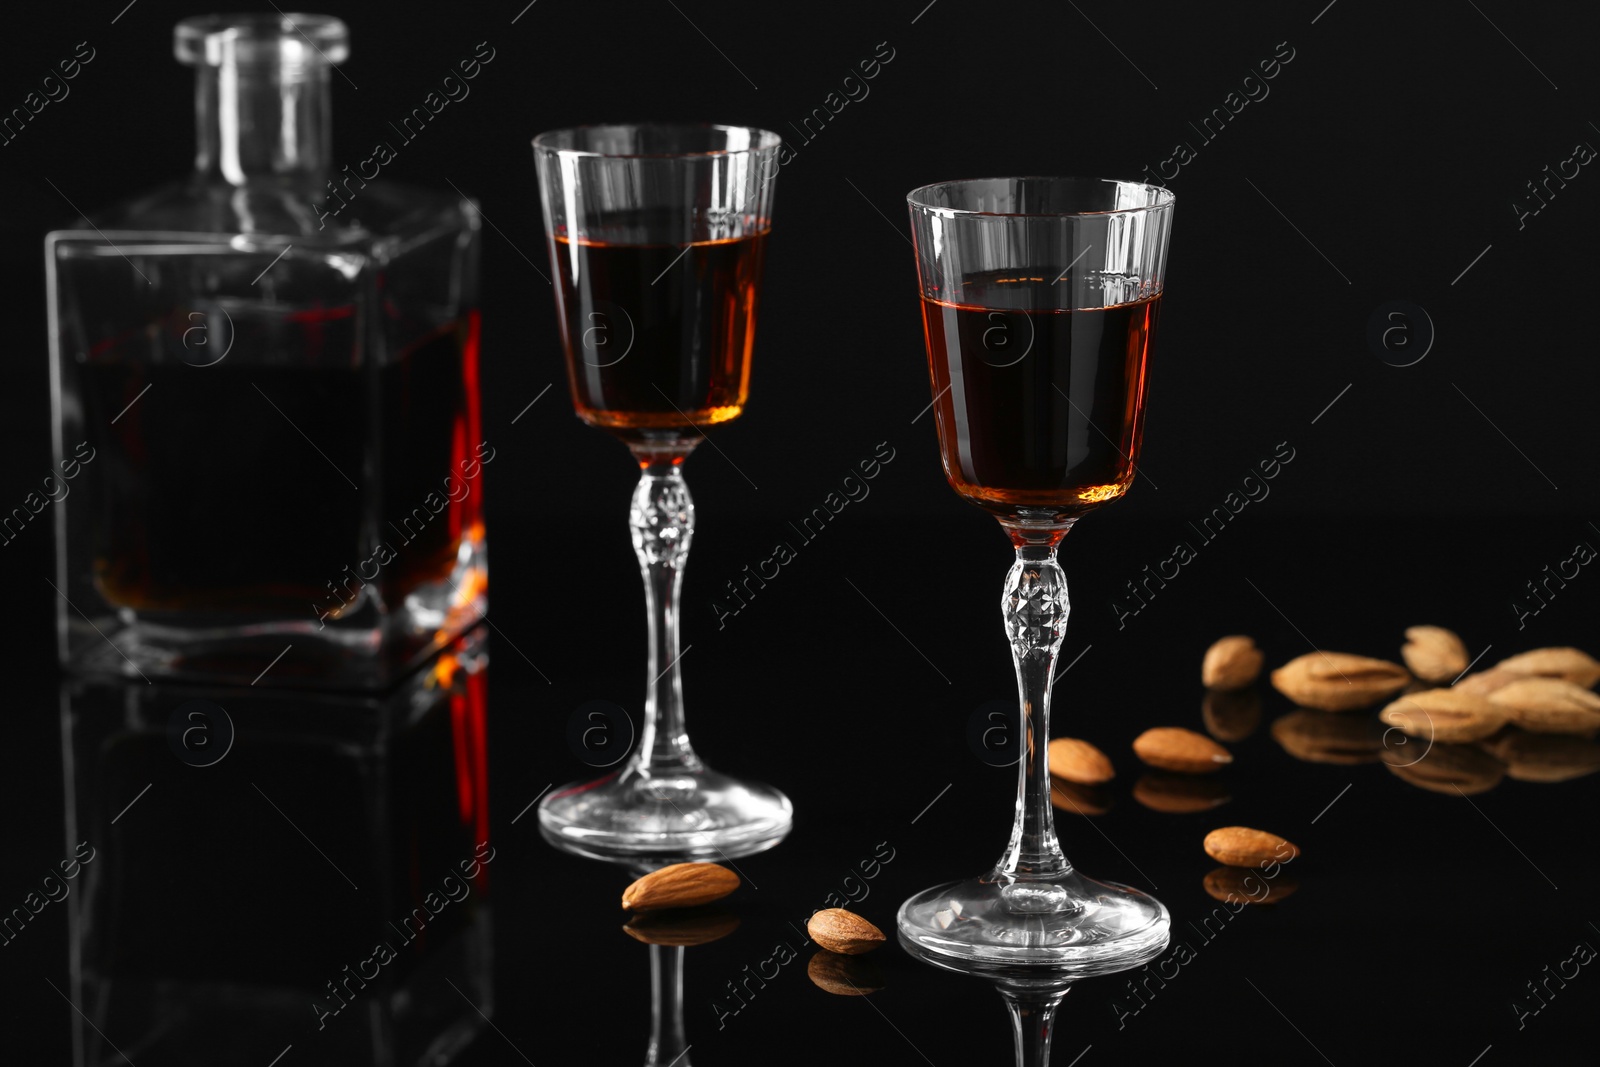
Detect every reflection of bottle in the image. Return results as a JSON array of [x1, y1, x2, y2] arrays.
[[60, 631, 493, 1066], [46, 14, 484, 688]]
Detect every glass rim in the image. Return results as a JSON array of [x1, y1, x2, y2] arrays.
[[532, 123, 782, 160], [905, 176, 1176, 219]]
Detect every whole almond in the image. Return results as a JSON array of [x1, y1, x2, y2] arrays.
[[1378, 689, 1507, 743], [1481, 731, 1600, 783], [1487, 677, 1600, 735], [1453, 665, 1528, 697], [1382, 742, 1504, 795], [1133, 773, 1231, 813], [623, 908, 740, 947], [1047, 737, 1115, 784], [807, 908, 885, 955], [1270, 710, 1383, 764], [1202, 636, 1264, 690], [807, 951, 884, 996], [1132, 727, 1232, 774], [1401, 626, 1469, 684], [1271, 652, 1411, 712], [1203, 866, 1299, 905], [1203, 688, 1262, 742], [1203, 826, 1300, 869], [622, 862, 740, 911], [1051, 779, 1112, 816], [1493, 647, 1600, 689]]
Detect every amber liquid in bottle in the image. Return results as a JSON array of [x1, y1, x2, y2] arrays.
[[550, 225, 768, 443], [921, 269, 1160, 519]]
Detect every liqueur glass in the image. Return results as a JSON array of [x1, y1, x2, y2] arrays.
[[897, 177, 1176, 966], [533, 124, 791, 858]]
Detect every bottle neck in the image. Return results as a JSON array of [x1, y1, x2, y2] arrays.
[[194, 58, 331, 185]]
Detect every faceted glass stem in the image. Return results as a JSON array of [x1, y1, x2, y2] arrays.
[[1000, 984, 1070, 1067], [628, 459, 702, 779], [645, 945, 692, 1066], [995, 538, 1073, 886]]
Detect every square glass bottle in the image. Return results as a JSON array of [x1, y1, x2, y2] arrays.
[[46, 14, 486, 688]]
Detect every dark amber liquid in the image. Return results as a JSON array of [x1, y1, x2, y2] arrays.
[[922, 270, 1159, 518], [551, 229, 767, 441]]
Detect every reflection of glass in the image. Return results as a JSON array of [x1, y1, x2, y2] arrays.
[[60, 632, 492, 1065], [47, 15, 485, 687], [533, 124, 791, 859], [898, 178, 1175, 968]]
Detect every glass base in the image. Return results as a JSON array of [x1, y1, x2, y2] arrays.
[[538, 766, 792, 861], [897, 869, 1170, 971]]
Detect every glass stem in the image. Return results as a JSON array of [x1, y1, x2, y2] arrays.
[[999, 985, 1071, 1067], [645, 945, 692, 1066], [995, 540, 1072, 882], [629, 460, 702, 777]]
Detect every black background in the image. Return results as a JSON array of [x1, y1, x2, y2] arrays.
[[2, 1, 1598, 1064]]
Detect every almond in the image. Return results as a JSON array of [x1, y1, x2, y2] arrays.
[[1382, 742, 1504, 795], [1132, 727, 1232, 774], [1133, 773, 1231, 813], [1203, 688, 1261, 742], [1203, 865, 1299, 905], [1047, 737, 1115, 784], [623, 908, 740, 947], [1203, 826, 1299, 869], [1270, 710, 1383, 764], [621, 862, 740, 911], [1487, 677, 1600, 735], [1401, 626, 1469, 684], [1270, 652, 1411, 711], [1202, 635, 1264, 690], [1481, 731, 1600, 783], [1493, 647, 1600, 689], [1051, 779, 1112, 816], [1453, 666, 1527, 697], [807, 951, 884, 995], [1378, 689, 1508, 743], [807, 908, 885, 955]]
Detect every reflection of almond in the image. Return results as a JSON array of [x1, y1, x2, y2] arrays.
[[1203, 688, 1262, 742], [1202, 636, 1264, 690], [1401, 626, 1469, 684], [807, 951, 884, 995], [1382, 742, 1504, 795], [622, 862, 740, 911], [1487, 677, 1600, 735], [1051, 779, 1112, 816], [1133, 773, 1231, 813], [1271, 652, 1411, 711], [1203, 826, 1299, 868], [1378, 689, 1507, 743], [623, 907, 740, 947], [1481, 731, 1600, 783], [1132, 727, 1232, 774], [1047, 737, 1115, 784], [1493, 647, 1600, 689], [807, 908, 885, 955], [1270, 710, 1383, 764], [1203, 865, 1299, 905]]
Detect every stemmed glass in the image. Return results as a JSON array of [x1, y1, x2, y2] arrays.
[[533, 124, 792, 859], [897, 177, 1176, 966]]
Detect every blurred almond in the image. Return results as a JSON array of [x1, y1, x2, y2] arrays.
[[1271, 652, 1411, 711], [1481, 731, 1600, 783], [1203, 865, 1299, 905], [807, 908, 885, 955], [807, 951, 884, 995], [1202, 636, 1263, 690], [622, 862, 739, 911], [1401, 626, 1469, 684], [1453, 666, 1526, 696], [1271, 710, 1383, 764], [1382, 742, 1505, 795], [1203, 826, 1299, 869], [1378, 689, 1507, 743], [1133, 773, 1231, 813], [1047, 737, 1115, 784], [1051, 779, 1112, 816], [1132, 727, 1232, 774], [623, 907, 739, 947], [1203, 688, 1262, 742], [1493, 647, 1600, 689], [1487, 677, 1600, 735]]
